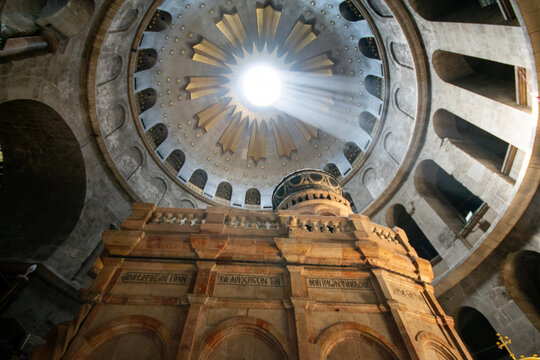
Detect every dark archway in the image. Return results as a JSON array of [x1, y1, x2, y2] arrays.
[[189, 169, 208, 191], [457, 307, 507, 359], [432, 51, 517, 107], [344, 142, 362, 165], [359, 37, 380, 60], [164, 149, 185, 174], [245, 188, 261, 206], [409, 0, 516, 25], [215, 182, 232, 201], [433, 109, 512, 176], [502, 250, 540, 331], [145, 9, 172, 32], [339, 1, 363, 22], [386, 204, 439, 262], [415, 160, 484, 234], [0, 100, 86, 260], [146, 123, 167, 149], [135, 49, 158, 72]]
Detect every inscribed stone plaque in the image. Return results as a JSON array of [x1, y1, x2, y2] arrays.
[[112, 270, 192, 297], [213, 273, 284, 300], [390, 285, 431, 314], [307, 277, 376, 303], [121, 272, 190, 284]]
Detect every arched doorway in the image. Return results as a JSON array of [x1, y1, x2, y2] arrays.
[[456, 307, 507, 359], [0, 100, 86, 260]]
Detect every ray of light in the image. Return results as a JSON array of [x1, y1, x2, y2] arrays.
[[273, 73, 374, 150]]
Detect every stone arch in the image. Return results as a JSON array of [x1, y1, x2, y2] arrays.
[[164, 149, 185, 174], [135, 88, 157, 114], [323, 163, 342, 179], [316, 322, 400, 360], [343, 192, 358, 213], [145, 9, 172, 32], [36, 0, 95, 38], [414, 160, 484, 234], [339, 1, 363, 22], [150, 176, 167, 206], [359, 37, 380, 60], [2, 0, 95, 38], [67, 315, 171, 360], [502, 250, 540, 331], [393, 86, 415, 119], [96, 55, 123, 86], [383, 131, 399, 165], [358, 111, 377, 137], [416, 331, 460, 360], [245, 188, 261, 206], [365, 75, 383, 100], [146, 123, 167, 149], [385, 204, 439, 262], [389, 42, 413, 69], [102, 104, 127, 138], [109, 8, 139, 33], [118, 145, 144, 180], [344, 142, 362, 165], [189, 169, 208, 192], [456, 307, 507, 359], [432, 50, 517, 107], [215, 182, 232, 201], [199, 316, 289, 360], [367, 0, 393, 18], [408, 0, 515, 25], [433, 109, 510, 175], [179, 199, 196, 208], [135, 49, 158, 72], [0, 99, 86, 260]]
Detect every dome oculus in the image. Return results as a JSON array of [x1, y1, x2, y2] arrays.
[[241, 65, 282, 107]]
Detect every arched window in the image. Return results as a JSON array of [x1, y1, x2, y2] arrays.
[[502, 251, 540, 331], [344, 142, 362, 165], [386, 204, 440, 262], [135, 88, 157, 114], [365, 75, 383, 100], [145, 9, 172, 32], [164, 150, 185, 174], [409, 0, 516, 25], [433, 109, 514, 176], [245, 188, 261, 206], [415, 160, 485, 234], [343, 192, 358, 213], [457, 307, 507, 359], [432, 50, 517, 107], [339, 1, 363, 22], [323, 163, 342, 179], [135, 49, 158, 72], [215, 182, 232, 201], [358, 112, 377, 136], [146, 123, 167, 149], [359, 37, 380, 60], [189, 169, 208, 191]]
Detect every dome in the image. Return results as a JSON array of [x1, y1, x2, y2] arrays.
[[120, 0, 391, 209]]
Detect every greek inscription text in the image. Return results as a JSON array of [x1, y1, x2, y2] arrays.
[[121, 272, 190, 285]]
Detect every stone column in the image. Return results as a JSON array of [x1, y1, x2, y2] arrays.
[[287, 265, 311, 360], [176, 261, 215, 360], [372, 269, 422, 360]]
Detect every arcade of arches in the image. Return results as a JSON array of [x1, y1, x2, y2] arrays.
[[0, 0, 539, 358]]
